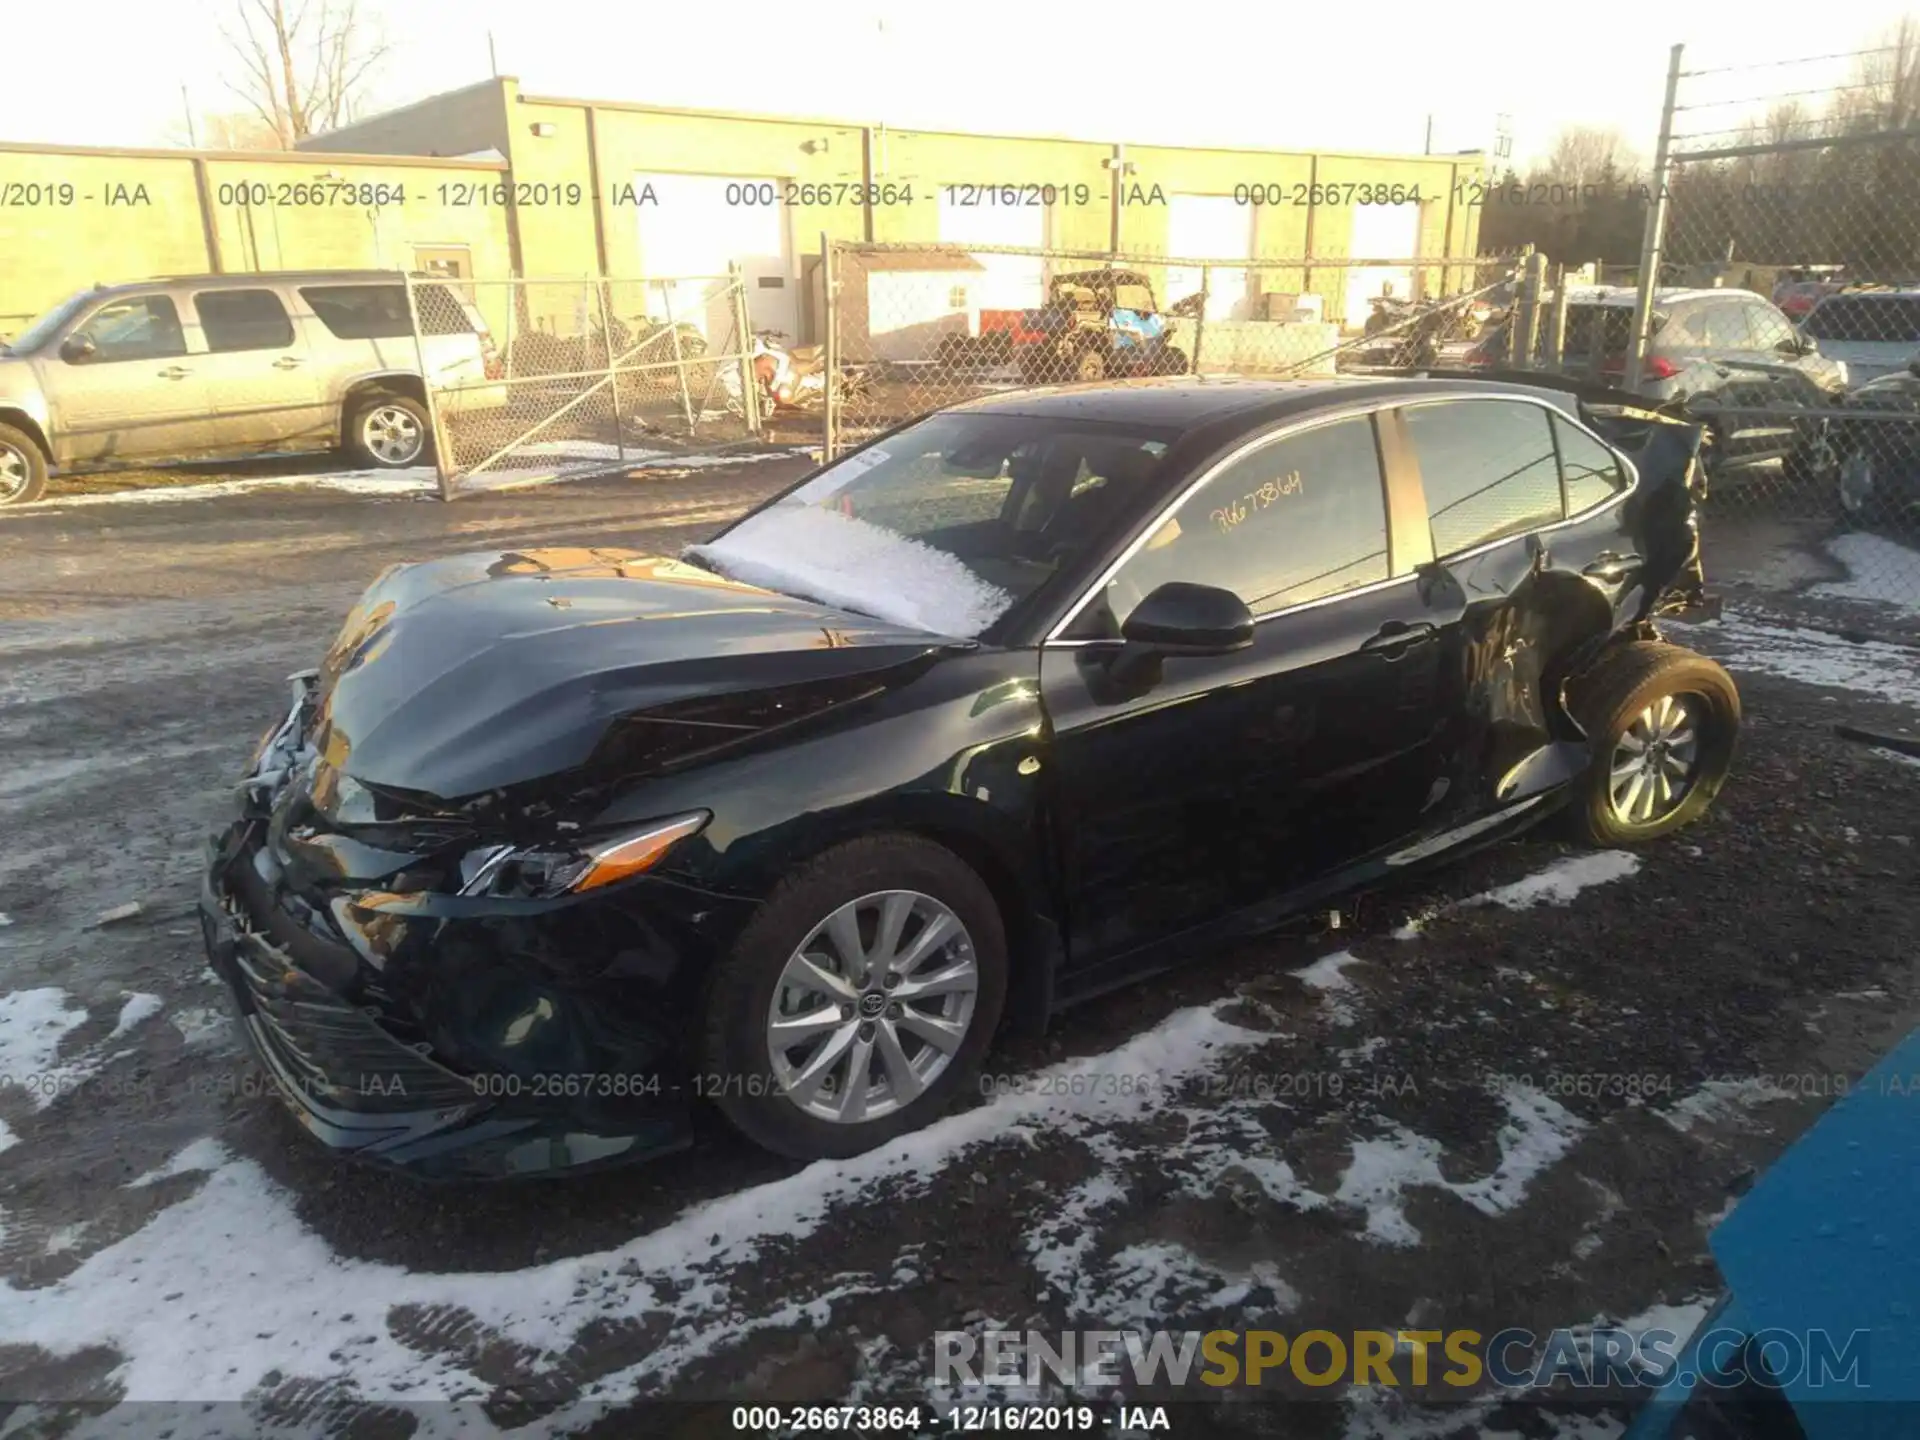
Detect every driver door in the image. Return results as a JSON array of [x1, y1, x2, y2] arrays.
[[1039, 410, 1452, 990], [45, 292, 215, 466]]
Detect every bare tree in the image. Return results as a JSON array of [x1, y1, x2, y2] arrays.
[[1540, 126, 1640, 188], [221, 0, 390, 148], [166, 108, 284, 150]]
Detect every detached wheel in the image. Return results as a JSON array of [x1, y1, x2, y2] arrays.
[[1567, 641, 1741, 845], [1154, 345, 1191, 376], [1073, 348, 1108, 382], [346, 393, 433, 469], [702, 835, 1008, 1160], [0, 423, 49, 506]]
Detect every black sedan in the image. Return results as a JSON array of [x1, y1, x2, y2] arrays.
[[200, 376, 1739, 1179]]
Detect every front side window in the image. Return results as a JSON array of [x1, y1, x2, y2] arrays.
[[1085, 414, 1390, 633], [196, 288, 295, 352], [1700, 303, 1752, 349], [3, 291, 90, 355], [1405, 399, 1562, 557], [68, 296, 186, 363], [687, 412, 1175, 637], [1742, 302, 1798, 351]]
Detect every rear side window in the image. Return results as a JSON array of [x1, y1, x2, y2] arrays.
[[195, 288, 294, 352], [1700, 303, 1751, 348], [1404, 399, 1562, 557], [1104, 415, 1390, 621], [1553, 414, 1629, 512], [1564, 305, 1637, 357], [300, 283, 473, 339]]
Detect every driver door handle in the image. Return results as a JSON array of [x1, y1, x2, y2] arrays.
[[1582, 552, 1644, 582], [273, 356, 305, 369], [1361, 620, 1437, 658], [156, 366, 191, 380]]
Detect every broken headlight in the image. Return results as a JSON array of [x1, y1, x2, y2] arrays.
[[460, 811, 710, 900]]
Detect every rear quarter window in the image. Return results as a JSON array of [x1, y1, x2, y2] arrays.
[[1553, 414, 1629, 512], [300, 283, 473, 340]]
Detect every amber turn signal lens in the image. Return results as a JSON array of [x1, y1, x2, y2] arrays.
[[569, 812, 711, 893]]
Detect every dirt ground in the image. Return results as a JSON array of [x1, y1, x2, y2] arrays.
[[2, 467, 1920, 1438]]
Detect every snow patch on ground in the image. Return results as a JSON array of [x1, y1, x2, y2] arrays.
[[1876, 746, 1920, 770], [1293, 949, 1364, 1022], [109, 993, 163, 1041], [1812, 531, 1920, 615], [1466, 852, 1642, 912], [689, 505, 1014, 637], [1701, 613, 1920, 709], [1658, 1078, 1791, 1135], [1333, 1084, 1588, 1246], [0, 988, 89, 1108], [6, 1004, 1264, 1403], [26, 467, 441, 509], [167, 1007, 233, 1050]]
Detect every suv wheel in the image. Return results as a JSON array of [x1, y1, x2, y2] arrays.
[[0, 424, 49, 506], [1566, 641, 1740, 845], [702, 835, 1008, 1160], [346, 394, 432, 469]]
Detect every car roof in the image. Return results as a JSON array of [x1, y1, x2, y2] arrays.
[[1567, 285, 1768, 308], [89, 270, 428, 293], [941, 375, 1576, 430]]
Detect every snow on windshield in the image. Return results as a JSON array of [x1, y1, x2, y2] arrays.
[[686, 504, 1016, 637]]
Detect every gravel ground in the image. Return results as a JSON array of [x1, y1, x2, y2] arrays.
[[2, 469, 1920, 1439]]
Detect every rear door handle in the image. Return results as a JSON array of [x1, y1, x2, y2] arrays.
[[156, 366, 191, 380], [273, 356, 305, 369], [1582, 552, 1644, 582], [1361, 620, 1437, 658]]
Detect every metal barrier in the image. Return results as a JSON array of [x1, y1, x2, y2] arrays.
[[409, 269, 761, 498], [1624, 41, 1920, 616], [822, 241, 1524, 458]]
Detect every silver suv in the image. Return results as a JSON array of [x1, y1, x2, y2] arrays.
[[0, 270, 504, 505]]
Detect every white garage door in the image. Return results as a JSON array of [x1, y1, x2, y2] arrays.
[[937, 193, 1047, 312], [633, 172, 798, 340], [1343, 202, 1421, 328], [1167, 194, 1254, 320]]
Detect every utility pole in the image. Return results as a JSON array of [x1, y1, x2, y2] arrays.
[[1424, 114, 1433, 155], [181, 86, 198, 148], [488, 32, 499, 76]]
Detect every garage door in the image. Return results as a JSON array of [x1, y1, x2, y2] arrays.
[[1167, 195, 1254, 321], [936, 193, 1047, 312], [633, 172, 798, 341], [1343, 202, 1421, 328]]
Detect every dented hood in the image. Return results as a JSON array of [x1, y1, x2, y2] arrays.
[[310, 548, 949, 799]]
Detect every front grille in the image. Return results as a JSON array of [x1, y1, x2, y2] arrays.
[[226, 918, 476, 1115]]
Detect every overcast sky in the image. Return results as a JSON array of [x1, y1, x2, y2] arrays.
[[5, 0, 1913, 166]]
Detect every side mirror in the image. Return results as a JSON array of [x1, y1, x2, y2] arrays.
[[1120, 582, 1255, 654], [60, 334, 97, 363]]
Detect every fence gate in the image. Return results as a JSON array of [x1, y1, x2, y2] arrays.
[[1629, 40, 1920, 617], [408, 269, 762, 498], [822, 240, 1522, 458]]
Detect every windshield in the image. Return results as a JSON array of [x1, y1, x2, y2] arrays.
[[1804, 296, 1920, 344], [2, 291, 91, 355], [687, 412, 1176, 636]]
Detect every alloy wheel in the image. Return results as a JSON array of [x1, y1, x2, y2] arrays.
[[766, 889, 980, 1124], [362, 405, 424, 465], [0, 444, 30, 503], [1608, 692, 1702, 826]]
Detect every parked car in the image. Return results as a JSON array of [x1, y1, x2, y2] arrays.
[[0, 270, 505, 505], [200, 375, 1736, 1179], [1473, 287, 1846, 483], [1771, 277, 1845, 320], [1008, 269, 1191, 384], [1830, 358, 1920, 530], [1798, 287, 1920, 387]]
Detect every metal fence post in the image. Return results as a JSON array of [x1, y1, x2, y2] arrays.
[[1545, 267, 1569, 369], [1510, 246, 1544, 366], [1192, 263, 1209, 375], [660, 283, 696, 432], [822, 233, 839, 460], [1625, 43, 1684, 392], [402, 270, 458, 501], [728, 261, 761, 438], [594, 278, 626, 464]]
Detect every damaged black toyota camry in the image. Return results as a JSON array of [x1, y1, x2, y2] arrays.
[[200, 376, 1736, 1179]]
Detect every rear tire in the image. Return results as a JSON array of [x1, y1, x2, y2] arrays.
[[0, 423, 49, 506], [345, 393, 433, 469], [701, 834, 1009, 1160], [1565, 641, 1740, 845]]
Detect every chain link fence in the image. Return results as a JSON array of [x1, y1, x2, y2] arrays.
[[409, 270, 762, 497], [822, 241, 1522, 457], [1625, 39, 1920, 623]]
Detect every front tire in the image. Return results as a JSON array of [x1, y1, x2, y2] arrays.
[[0, 424, 49, 506], [345, 393, 433, 469], [701, 835, 1009, 1160], [1566, 641, 1741, 845]]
